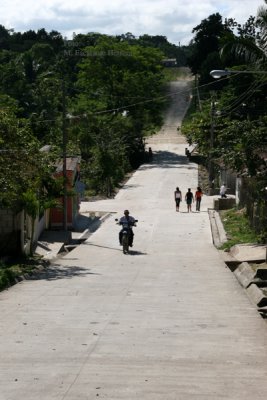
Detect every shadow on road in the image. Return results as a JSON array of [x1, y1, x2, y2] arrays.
[[139, 151, 195, 170], [74, 214, 102, 233], [126, 250, 147, 256], [83, 243, 147, 255], [119, 183, 141, 191], [28, 265, 100, 281], [83, 243, 123, 252]]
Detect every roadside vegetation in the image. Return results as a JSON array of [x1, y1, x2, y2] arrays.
[[0, 28, 189, 205], [219, 208, 261, 250], [0, 257, 46, 291], [182, 2, 267, 244]]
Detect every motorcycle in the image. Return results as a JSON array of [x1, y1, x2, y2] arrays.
[[115, 218, 138, 254]]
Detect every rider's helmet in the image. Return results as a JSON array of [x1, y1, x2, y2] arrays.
[[124, 210, 129, 216]]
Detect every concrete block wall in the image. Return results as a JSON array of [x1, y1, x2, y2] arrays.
[[0, 209, 22, 256], [213, 197, 236, 211], [0, 209, 15, 233]]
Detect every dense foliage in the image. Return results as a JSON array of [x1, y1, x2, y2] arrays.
[[184, 2, 267, 175], [0, 109, 57, 209], [0, 27, 187, 202], [184, 1, 267, 238]]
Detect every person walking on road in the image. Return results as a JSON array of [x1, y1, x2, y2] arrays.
[[185, 188, 194, 212], [195, 186, 203, 211], [174, 187, 182, 212]]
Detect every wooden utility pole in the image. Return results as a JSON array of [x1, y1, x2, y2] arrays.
[[208, 99, 215, 195], [62, 80, 68, 231]]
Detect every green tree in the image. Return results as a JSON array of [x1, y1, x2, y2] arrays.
[[188, 13, 232, 77], [73, 36, 165, 194], [221, 1, 267, 67], [0, 108, 59, 212], [21, 189, 39, 256], [137, 34, 187, 66]]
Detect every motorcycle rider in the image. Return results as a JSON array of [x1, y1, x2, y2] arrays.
[[119, 210, 136, 247]]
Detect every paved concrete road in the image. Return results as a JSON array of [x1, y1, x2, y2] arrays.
[[1, 80, 267, 400]]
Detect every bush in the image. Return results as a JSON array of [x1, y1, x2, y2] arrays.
[[0, 266, 16, 290]]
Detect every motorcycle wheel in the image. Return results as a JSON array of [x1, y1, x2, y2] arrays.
[[122, 234, 129, 254]]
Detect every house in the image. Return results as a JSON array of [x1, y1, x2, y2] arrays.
[[0, 151, 83, 257], [162, 58, 177, 67], [49, 156, 81, 230]]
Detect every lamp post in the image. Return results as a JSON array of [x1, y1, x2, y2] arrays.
[[210, 69, 267, 79]]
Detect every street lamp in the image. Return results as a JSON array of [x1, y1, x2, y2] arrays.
[[210, 69, 267, 79]]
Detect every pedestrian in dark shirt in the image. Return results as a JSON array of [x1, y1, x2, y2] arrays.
[[185, 188, 194, 212]]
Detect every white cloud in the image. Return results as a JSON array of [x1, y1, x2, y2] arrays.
[[0, 0, 265, 44]]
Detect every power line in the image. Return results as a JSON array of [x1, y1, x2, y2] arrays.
[[215, 80, 266, 117], [29, 84, 193, 122], [7, 73, 265, 124]]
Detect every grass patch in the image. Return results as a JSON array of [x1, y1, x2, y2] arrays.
[[0, 257, 47, 291], [219, 208, 261, 251]]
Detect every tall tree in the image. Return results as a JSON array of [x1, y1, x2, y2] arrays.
[[73, 36, 165, 194], [221, 1, 267, 67], [188, 13, 232, 76], [0, 108, 58, 210]]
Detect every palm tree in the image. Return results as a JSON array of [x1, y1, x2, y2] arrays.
[[257, 0, 267, 60], [221, 0, 267, 68]]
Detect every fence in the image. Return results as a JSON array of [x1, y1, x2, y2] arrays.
[[239, 177, 267, 236]]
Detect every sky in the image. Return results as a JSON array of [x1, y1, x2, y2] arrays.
[[0, 0, 265, 45]]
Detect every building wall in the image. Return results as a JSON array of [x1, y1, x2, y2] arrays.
[[49, 197, 74, 229], [0, 209, 15, 234], [0, 209, 22, 256], [49, 168, 80, 229], [0, 208, 46, 257]]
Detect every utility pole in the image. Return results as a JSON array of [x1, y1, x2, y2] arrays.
[[208, 99, 215, 195], [62, 80, 68, 231], [195, 74, 202, 111], [265, 187, 267, 263]]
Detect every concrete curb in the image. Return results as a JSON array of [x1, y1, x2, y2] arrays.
[[208, 209, 227, 248], [229, 243, 266, 263], [233, 262, 263, 288], [246, 284, 267, 308], [258, 306, 267, 318], [35, 231, 71, 260]]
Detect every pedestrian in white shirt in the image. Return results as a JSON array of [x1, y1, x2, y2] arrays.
[[220, 183, 227, 198]]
